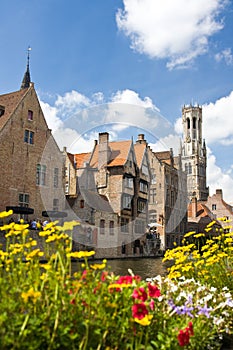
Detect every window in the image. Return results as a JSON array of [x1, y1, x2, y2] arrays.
[[24, 130, 34, 144], [187, 118, 190, 129], [65, 182, 69, 194], [188, 163, 192, 174], [100, 219, 105, 234], [19, 193, 29, 207], [121, 217, 129, 233], [80, 200, 84, 208], [193, 117, 196, 129], [139, 181, 148, 193], [135, 220, 145, 234], [109, 221, 114, 235], [137, 199, 147, 213], [28, 110, 33, 121], [53, 199, 59, 211], [151, 174, 156, 184], [212, 204, 217, 210], [150, 188, 156, 204], [36, 164, 46, 185], [124, 176, 134, 189], [54, 168, 59, 188], [122, 194, 133, 210]]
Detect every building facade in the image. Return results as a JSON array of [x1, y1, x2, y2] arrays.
[[0, 60, 64, 222], [181, 105, 209, 201]]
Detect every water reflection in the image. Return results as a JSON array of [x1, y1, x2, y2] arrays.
[[72, 257, 169, 280], [106, 258, 168, 280]]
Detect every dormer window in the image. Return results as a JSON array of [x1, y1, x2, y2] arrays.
[[28, 110, 33, 121]]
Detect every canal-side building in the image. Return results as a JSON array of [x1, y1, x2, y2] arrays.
[[202, 189, 233, 232], [64, 132, 152, 258], [147, 145, 188, 251], [187, 197, 221, 234], [64, 132, 188, 257], [0, 55, 64, 222]]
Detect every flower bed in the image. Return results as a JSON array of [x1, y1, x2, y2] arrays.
[[0, 210, 232, 349]]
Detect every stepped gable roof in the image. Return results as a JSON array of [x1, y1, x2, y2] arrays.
[[0, 88, 29, 130], [134, 142, 146, 168], [74, 152, 91, 168], [89, 140, 132, 168]]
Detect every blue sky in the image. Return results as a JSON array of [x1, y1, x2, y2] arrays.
[[1, 0, 233, 203]]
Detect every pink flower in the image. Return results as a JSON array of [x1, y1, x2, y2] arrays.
[[132, 287, 147, 302], [132, 303, 148, 320], [149, 299, 155, 310], [148, 283, 161, 298]]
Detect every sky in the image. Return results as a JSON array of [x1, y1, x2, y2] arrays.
[[1, 0, 233, 203]]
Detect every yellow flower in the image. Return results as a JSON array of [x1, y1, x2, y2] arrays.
[[25, 249, 44, 260], [194, 233, 205, 238], [67, 251, 95, 259], [21, 288, 41, 303], [90, 263, 106, 270], [40, 263, 52, 270], [184, 231, 196, 238], [0, 210, 13, 218], [134, 314, 153, 326]]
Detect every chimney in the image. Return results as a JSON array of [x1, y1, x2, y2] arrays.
[[216, 189, 223, 199], [191, 197, 197, 217], [136, 134, 147, 144], [98, 132, 110, 168]]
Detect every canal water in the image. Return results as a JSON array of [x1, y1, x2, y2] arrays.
[[106, 257, 168, 280], [72, 257, 169, 280]]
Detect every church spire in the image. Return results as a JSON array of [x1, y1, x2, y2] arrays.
[[20, 46, 31, 90]]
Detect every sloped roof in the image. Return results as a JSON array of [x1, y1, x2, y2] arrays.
[[89, 140, 132, 168], [0, 89, 28, 130], [188, 202, 216, 222], [154, 151, 171, 161], [74, 152, 91, 168], [134, 142, 146, 168]]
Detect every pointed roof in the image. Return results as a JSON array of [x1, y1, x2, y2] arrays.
[[0, 89, 29, 130], [134, 142, 146, 168], [21, 47, 31, 89]]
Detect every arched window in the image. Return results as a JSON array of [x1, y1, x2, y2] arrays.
[[187, 118, 190, 129], [188, 163, 192, 174], [193, 117, 196, 129]]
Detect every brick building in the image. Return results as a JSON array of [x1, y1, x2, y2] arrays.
[[64, 132, 188, 257], [203, 189, 233, 231], [0, 55, 64, 222]]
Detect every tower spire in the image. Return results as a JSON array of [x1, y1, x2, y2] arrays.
[[20, 46, 32, 90]]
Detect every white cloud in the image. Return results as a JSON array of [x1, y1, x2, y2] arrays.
[[202, 91, 233, 145], [215, 48, 233, 65], [207, 147, 233, 203], [116, 0, 227, 69]]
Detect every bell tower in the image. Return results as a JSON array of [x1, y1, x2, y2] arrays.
[[181, 104, 209, 201]]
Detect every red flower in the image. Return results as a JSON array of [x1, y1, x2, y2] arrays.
[[148, 283, 161, 298], [116, 275, 133, 284], [178, 329, 190, 347], [177, 322, 194, 347], [132, 303, 148, 320], [187, 322, 194, 336], [132, 287, 148, 302], [101, 271, 108, 282]]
